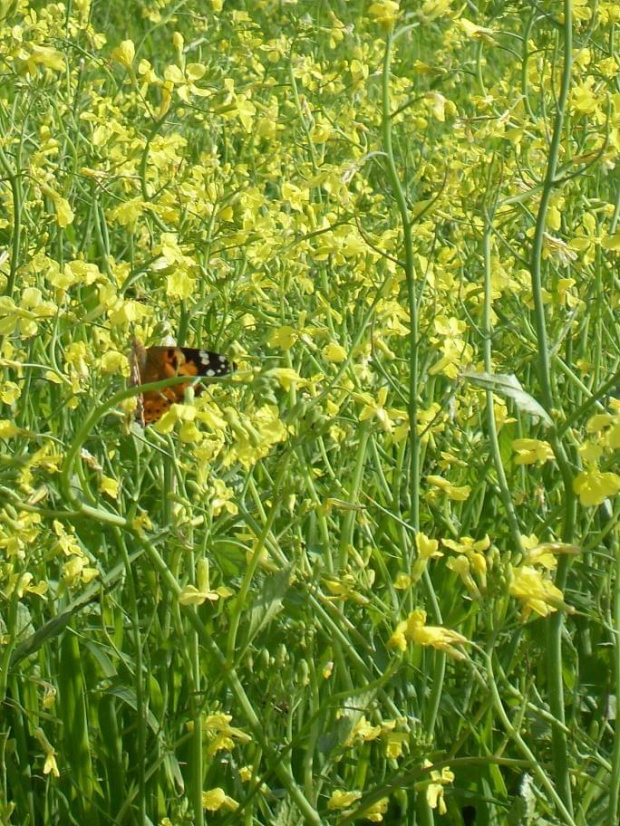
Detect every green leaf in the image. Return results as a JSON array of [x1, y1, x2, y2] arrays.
[[463, 371, 553, 427]]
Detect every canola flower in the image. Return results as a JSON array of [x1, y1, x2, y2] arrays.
[[389, 609, 469, 661], [0, 1, 618, 824]]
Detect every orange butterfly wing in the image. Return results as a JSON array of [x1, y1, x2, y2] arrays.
[[130, 341, 234, 425]]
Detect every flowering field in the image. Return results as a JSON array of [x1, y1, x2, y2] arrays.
[[1, 0, 619, 824]]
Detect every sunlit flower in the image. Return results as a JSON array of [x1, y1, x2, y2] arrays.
[[202, 788, 238, 812], [426, 475, 470, 501], [509, 566, 574, 619], [368, 0, 400, 30], [410, 532, 443, 583], [357, 387, 406, 433], [34, 729, 60, 778], [99, 475, 119, 499], [179, 558, 233, 606], [522, 535, 581, 569], [364, 797, 389, 822], [328, 790, 362, 810], [323, 342, 348, 363], [268, 325, 299, 350], [204, 713, 251, 756], [381, 719, 409, 759], [423, 763, 454, 815], [573, 469, 620, 506], [446, 555, 480, 599], [389, 609, 468, 660], [345, 715, 382, 745], [40, 185, 74, 228], [111, 39, 135, 70], [512, 438, 554, 465]]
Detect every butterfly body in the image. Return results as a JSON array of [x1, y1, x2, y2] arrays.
[[130, 340, 234, 425]]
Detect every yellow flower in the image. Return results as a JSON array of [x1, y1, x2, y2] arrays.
[[442, 535, 489, 592], [21, 46, 65, 76], [0, 420, 20, 438], [364, 797, 389, 822], [571, 77, 600, 115], [111, 40, 136, 70], [512, 438, 554, 465], [46, 190, 74, 228], [154, 403, 195, 435], [0, 382, 21, 404], [410, 532, 443, 583], [166, 270, 196, 300], [424, 764, 454, 815], [323, 342, 348, 363], [108, 299, 150, 327], [358, 387, 405, 433], [460, 18, 496, 43], [179, 421, 203, 444], [368, 0, 400, 30], [178, 558, 233, 606], [35, 728, 60, 776], [265, 367, 304, 391], [426, 475, 470, 501], [509, 566, 574, 619], [573, 469, 620, 506], [99, 351, 127, 374], [446, 555, 480, 599], [328, 790, 362, 810], [268, 325, 298, 350], [417, 532, 441, 560], [224, 405, 288, 469], [324, 573, 370, 605], [602, 233, 620, 251], [420, 0, 453, 21], [109, 198, 145, 229], [63, 555, 99, 588], [345, 715, 382, 745], [382, 720, 409, 759], [202, 788, 238, 812], [389, 609, 468, 660], [524, 539, 581, 569], [99, 475, 119, 499]]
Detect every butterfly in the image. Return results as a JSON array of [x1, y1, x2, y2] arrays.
[[130, 339, 235, 425]]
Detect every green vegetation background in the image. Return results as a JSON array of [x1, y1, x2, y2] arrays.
[[0, 0, 619, 824]]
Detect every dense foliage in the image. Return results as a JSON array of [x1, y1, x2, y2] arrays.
[[0, 0, 619, 824]]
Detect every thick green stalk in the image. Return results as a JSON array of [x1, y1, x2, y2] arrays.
[[528, 0, 575, 814], [382, 29, 437, 826], [381, 33, 419, 533], [608, 515, 620, 824], [482, 221, 524, 555]]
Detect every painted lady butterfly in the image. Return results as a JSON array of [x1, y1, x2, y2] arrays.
[[130, 339, 235, 425]]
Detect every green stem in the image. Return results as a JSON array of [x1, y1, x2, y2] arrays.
[[528, 0, 575, 814], [484, 654, 576, 826], [338, 423, 371, 568], [136, 534, 322, 825], [380, 33, 419, 534], [0, 145, 23, 301], [609, 518, 620, 824], [113, 527, 146, 824], [226, 459, 289, 661], [482, 219, 524, 555]]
